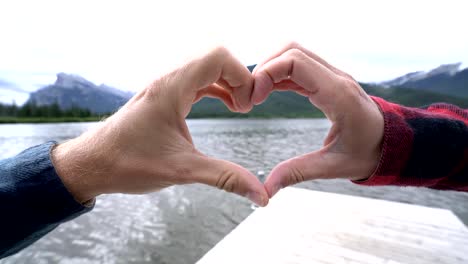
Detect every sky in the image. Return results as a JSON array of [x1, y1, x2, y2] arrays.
[[0, 0, 467, 94]]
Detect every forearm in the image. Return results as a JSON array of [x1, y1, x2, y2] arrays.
[[0, 142, 93, 259], [354, 97, 468, 191]]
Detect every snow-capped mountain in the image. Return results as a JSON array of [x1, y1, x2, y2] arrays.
[[379, 63, 468, 97]]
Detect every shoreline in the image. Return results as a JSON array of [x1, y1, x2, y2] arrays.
[[0, 117, 105, 124], [0, 114, 326, 124]]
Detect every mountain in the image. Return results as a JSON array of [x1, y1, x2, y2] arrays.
[[28, 73, 133, 114], [380, 63, 468, 97], [190, 63, 467, 118], [379, 71, 426, 87], [188, 83, 468, 118], [361, 83, 468, 108], [6, 63, 467, 119]]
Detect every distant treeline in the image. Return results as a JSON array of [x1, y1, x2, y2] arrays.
[[0, 102, 94, 118], [2, 83, 467, 122]]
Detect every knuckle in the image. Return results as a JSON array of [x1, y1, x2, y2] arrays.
[[341, 71, 356, 81], [283, 48, 306, 61], [276, 160, 305, 187], [224, 177, 238, 193], [284, 41, 302, 50], [210, 45, 230, 59], [288, 161, 306, 185], [199, 46, 231, 76], [142, 80, 163, 102], [216, 169, 238, 193], [339, 76, 366, 99], [335, 75, 349, 89]]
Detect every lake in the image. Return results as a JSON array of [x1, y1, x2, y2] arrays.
[[1, 119, 467, 264]]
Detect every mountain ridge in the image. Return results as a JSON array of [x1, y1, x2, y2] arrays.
[[379, 63, 468, 97], [1, 62, 466, 119], [28, 73, 133, 114]]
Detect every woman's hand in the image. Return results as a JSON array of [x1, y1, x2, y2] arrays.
[[252, 42, 385, 198], [52, 47, 269, 206]]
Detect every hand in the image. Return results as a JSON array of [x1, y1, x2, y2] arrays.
[[52, 47, 269, 206], [252, 42, 384, 198]]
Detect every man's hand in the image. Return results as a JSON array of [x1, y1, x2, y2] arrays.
[[252, 42, 385, 198], [52, 47, 269, 206]]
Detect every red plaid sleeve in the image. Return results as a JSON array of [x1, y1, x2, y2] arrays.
[[353, 96, 468, 191]]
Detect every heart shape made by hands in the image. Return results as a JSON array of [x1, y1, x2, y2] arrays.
[[60, 44, 384, 208]]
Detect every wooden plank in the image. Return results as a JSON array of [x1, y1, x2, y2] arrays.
[[197, 187, 468, 264]]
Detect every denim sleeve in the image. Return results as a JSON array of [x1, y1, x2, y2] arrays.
[[0, 142, 94, 258]]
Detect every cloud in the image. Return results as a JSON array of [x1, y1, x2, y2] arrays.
[[0, 79, 14, 87], [0, 79, 28, 93], [0, 0, 467, 88]]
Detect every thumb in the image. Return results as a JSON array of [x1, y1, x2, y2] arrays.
[[264, 151, 335, 198], [189, 155, 269, 207]]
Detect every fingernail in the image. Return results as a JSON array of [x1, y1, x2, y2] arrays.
[[246, 192, 267, 207], [252, 80, 261, 105]]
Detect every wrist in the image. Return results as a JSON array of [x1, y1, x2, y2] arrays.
[[349, 95, 384, 182], [51, 131, 111, 204], [352, 97, 411, 186]]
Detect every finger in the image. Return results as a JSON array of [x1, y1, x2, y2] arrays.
[[271, 80, 312, 97], [253, 42, 346, 78], [193, 84, 237, 112], [264, 150, 336, 198], [252, 49, 346, 121], [189, 155, 269, 207], [265, 146, 380, 198], [216, 53, 254, 113], [179, 47, 254, 114]]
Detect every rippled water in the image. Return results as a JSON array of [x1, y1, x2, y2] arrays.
[[1, 119, 467, 264]]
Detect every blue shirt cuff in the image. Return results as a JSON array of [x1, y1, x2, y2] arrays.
[[0, 141, 94, 258]]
